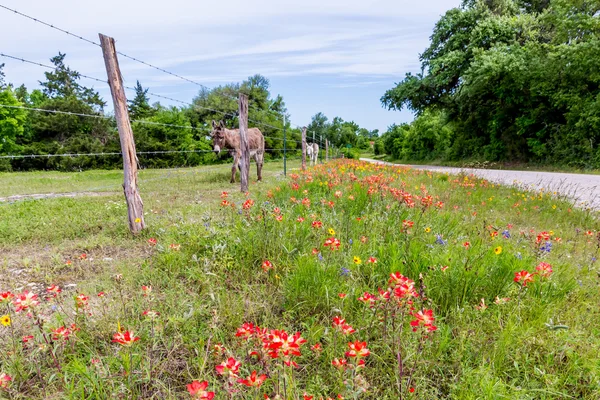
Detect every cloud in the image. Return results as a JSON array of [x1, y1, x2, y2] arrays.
[[0, 0, 461, 131]]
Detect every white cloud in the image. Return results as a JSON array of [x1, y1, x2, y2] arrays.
[[0, 0, 461, 131]]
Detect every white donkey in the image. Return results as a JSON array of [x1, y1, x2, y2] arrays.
[[306, 142, 319, 166]]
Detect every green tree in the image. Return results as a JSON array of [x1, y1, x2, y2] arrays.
[[382, 0, 600, 167], [0, 88, 27, 154], [128, 81, 154, 120], [0, 63, 5, 89]]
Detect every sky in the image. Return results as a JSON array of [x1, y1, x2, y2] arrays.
[[0, 0, 461, 133]]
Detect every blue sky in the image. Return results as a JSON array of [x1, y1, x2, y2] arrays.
[[1, 0, 461, 133]]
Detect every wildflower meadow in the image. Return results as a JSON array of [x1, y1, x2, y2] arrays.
[[1, 159, 599, 399]]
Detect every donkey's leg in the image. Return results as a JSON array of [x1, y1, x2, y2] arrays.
[[257, 152, 264, 181], [231, 154, 238, 183]]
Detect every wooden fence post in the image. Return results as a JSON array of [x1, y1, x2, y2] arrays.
[[238, 93, 250, 192], [326, 139, 329, 162], [99, 33, 145, 234], [301, 127, 307, 171]]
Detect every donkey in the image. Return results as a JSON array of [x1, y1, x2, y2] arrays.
[[210, 120, 265, 183], [306, 142, 319, 166]]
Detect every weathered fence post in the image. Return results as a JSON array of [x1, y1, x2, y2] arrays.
[[283, 115, 287, 176], [238, 93, 250, 192], [99, 33, 145, 234], [320, 135, 323, 164], [301, 127, 307, 171], [326, 139, 329, 162]]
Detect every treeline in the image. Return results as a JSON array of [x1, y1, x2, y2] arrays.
[[0, 54, 372, 171], [381, 0, 600, 168], [306, 112, 379, 159]]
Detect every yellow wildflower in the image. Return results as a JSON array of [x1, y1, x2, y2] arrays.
[[1, 315, 11, 327]]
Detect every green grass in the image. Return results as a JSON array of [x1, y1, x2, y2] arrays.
[[0, 159, 599, 399], [378, 155, 600, 174]]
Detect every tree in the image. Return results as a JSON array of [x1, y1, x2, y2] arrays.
[[40, 53, 105, 110], [381, 0, 600, 166], [307, 112, 329, 144], [128, 81, 153, 120], [0, 88, 27, 154], [0, 63, 5, 89]]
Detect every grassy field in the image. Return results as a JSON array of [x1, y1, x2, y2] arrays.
[[0, 159, 599, 399]]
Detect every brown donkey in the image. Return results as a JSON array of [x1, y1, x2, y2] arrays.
[[210, 120, 265, 183]]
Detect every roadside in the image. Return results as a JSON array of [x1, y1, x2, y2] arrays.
[[361, 157, 600, 209]]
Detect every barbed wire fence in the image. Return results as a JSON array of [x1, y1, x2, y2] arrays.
[[0, 5, 338, 231]]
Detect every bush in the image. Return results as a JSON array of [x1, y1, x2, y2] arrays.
[[340, 148, 360, 159]]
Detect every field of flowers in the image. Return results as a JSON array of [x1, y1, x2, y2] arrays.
[[1, 159, 599, 399]]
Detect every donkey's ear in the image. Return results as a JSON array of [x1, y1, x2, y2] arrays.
[[212, 120, 217, 129], [219, 120, 225, 129]]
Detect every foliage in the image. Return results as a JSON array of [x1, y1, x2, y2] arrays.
[[0, 88, 27, 155], [307, 113, 377, 151], [382, 0, 600, 167]]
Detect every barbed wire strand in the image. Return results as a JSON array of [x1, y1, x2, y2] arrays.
[[0, 156, 316, 206], [0, 53, 320, 144], [0, 6, 309, 131], [0, 102, 307, 146], [0, 148, 302, 159]]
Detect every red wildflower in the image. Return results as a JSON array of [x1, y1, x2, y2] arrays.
[[366, 257, 377, 264], [112, 330, 140, 347], [215, 357, 241, 377], [0, 292, 14, 305], [410, 309, 437, 332], [13, 291, 39, 313], [74, 294, 89, 309], [332, 358, 348, 370], [0, 373, 11, 389], [535, 262, 553, 278], [237, 370, 267, 387], [142, 310, 160, 320], [261, 260, 273, 272], [311, 220, 322, 229], [345, 341, 370, 358], [235, 322, 256, 340], [332, 316, 355, 335], [51, 326, 72, 341], [338, 293, 347, 298], [148, 238, 157, 246], [46, 285, 62, 298], [187, 380, 215, 399], [514, 270, 535, 286], [242, 199, 255, 210], [142, 286, 152, 296], [297, 216, 305, 223], [323, 237, 341, 250], [358, 292, 377, 307], [463, 242, 471, 249]]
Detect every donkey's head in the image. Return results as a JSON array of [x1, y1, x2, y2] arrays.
[[210, 120, 227, 154]]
